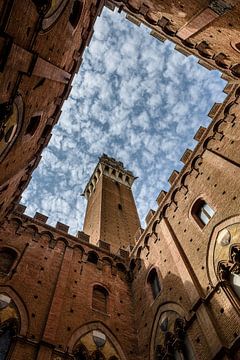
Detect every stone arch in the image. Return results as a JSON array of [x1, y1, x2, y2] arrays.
[[56, 236, 69, 248], [170, 187, 180, 205], [102, 256, 113, 267], [40, 230, 54, 241], [25, 224, 39, 233], [144, 233, 151, 249], [73, 244, 84, 260], [67, 321, 127, 360], [0, 286, 29, 336], [152, 220, 159, 234], [161, 203, 170, 219]]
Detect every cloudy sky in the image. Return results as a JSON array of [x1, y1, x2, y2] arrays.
[[22, 7, 227, 235]]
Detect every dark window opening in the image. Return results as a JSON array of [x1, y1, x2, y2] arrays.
[[74, 344, 89, 360], [234, 42, 240, 51], [147, 268, 161, 299], [118, 203, 122, 210], [0, 248, 17, 275], [87, 251, 98, 264], [69, 1, 83, 29], [92, 285, 108, 313], [192, 199, 215, 228], [26, 116, 41, 136]]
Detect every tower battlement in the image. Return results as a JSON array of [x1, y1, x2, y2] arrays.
[[83, 154, 136, 200]]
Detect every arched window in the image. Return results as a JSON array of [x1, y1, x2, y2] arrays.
[[0, 248, 17, 275], [69, 1, 83, 29], [92, 285, 108, 313], [147, 268, 161, 300], [192, 199, 215, 228]]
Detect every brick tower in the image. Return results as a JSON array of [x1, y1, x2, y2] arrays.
[[83, 154, 141, 253]]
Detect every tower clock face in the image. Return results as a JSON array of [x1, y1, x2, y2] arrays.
[[0, 103, 19, 160]]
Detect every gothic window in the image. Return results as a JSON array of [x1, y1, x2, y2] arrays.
[[0, 248, 17, 275], [155, 311, 194, 360], [147, 268, 161, 300], [192, 199, 215, 228], [69, 1, 83, 29], [92, 285, 108, 313]]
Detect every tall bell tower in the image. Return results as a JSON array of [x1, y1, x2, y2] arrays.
[[83, 154, 141, 253]]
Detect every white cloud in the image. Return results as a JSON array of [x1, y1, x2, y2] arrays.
[[22, 7, 226, 235]]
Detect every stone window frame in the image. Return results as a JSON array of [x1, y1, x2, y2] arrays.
[[190, 196, 215, 229], [91, 283, 109, 315], [146, 266, 162, 303], [68, 0, 84, 34]]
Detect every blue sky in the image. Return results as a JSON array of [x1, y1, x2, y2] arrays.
[[22, 7, 227, 234]]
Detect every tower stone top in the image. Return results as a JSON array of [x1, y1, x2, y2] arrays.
[[83, 154, 137, 200]]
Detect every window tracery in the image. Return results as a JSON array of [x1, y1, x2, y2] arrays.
[[154, 311, 193, 360], [218, 245, 240, 298], [212, 223, 240, 299], [0, 294, 19, 360]]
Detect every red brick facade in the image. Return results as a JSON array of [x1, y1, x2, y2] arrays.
[[0, 1, 240, 359]]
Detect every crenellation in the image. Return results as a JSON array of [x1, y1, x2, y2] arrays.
[[168, 169, 179, 185], [14, 204, 27, 214], [156, 189, 167, 206], [208, 102, 222, 118], [180, 148, 193, 164], [145, 209, 155, 225], [194, 126, 207, 142], [33, 212, 48, 223], [97, 239, 111, 252], [55, 221, 69, 233], [150, 30, 166, 43]]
